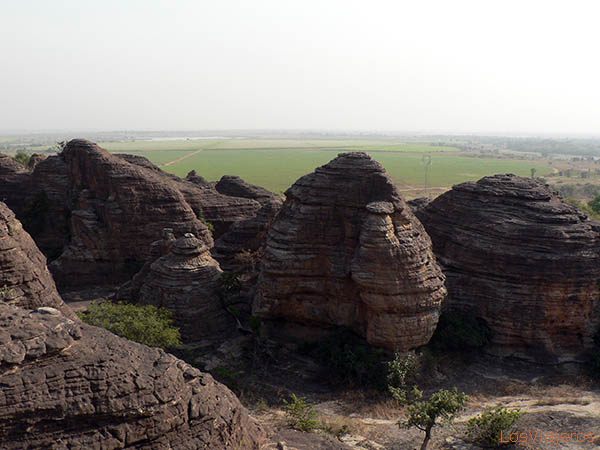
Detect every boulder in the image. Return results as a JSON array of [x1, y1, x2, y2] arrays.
[[416, 174, 600, 363], [253, 152, 446, 351], [0, 303, 264, 449]]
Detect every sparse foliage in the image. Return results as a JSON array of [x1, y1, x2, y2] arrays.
[[403, 388, 468, 450], [466, 406, 523, 447], [78, 301, 181, 349], [283, 393, 320, 432], [387, 352, 422, 404], [13, 150, 30, 166]]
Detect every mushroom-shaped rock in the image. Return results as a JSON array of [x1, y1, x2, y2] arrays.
[[253, 152, 446, 351], [416, 174, 600, 363], [131, 233, 233, 342]]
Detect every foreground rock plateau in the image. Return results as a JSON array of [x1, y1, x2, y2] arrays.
[[0, 202, 264, 448], [416, 174, 600, 363], [254, 152, 447, 351]]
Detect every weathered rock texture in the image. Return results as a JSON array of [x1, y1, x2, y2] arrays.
[[117, 153, 262, 237], [216, 175, 280, 205], [123, 233, 233, 342], [0, 202, 68, 315], [213, 198, 282, 272], [50, 139, 212, 287], [0, 154, 31, 216], [254, 152, 446, 351], [0, 204, 264, 448], [0, 304, 264, 449], [416, 174, 600, 363]]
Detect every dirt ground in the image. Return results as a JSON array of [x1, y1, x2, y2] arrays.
[[198, 337, 600, 450]]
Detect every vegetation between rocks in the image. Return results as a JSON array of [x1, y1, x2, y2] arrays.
[[78, 301, 181, 349]]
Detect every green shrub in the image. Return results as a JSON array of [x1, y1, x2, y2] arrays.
[[219, 272, 241, 295], [403, 388, 468, 450], [466, 406, 523, 447], [303, 328, 388, 389], [78, 301, 181, 349], [283, 393, 320, 432], [430, 311, 491, 351], [13, 149, 30, 166], [387, 352, 422, 404]]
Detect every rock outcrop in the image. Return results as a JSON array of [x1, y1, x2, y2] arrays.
[[253, 152, 446, 351], [0, 303, 264, 449], [416, 174, 600, 363], [216, 175, 280, 205], [50, 139, 211, 287], [0, 203, 264, 449], [213, 198, 282, 272], [0, 202, 68, 315], [122, 232, 233, 342], [0, 154, 31, 216]]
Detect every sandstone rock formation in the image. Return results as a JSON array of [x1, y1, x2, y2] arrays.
[[122, 232, 233, 342], [49, 139, 211, 287], [0, 154, 31, 216], [254, 152, 446, 351], [0, 203, 264, 449], [216, 175, 280, 205], [0, 303, 264, 449], [0, 202, 68, 315], [213, 198, 282, 272], [416, 174, 600, 363], [117, 153, 263, 237]]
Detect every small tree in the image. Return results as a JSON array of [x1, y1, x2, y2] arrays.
[[403, 388, 467, 450], [283, 393, 320, 432], [387, 352, 422, 404], [466, 406, 523, 447], [78, 301, 181, 349]]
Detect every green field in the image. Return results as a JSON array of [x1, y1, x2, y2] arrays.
[[98, 139, 551, 194]]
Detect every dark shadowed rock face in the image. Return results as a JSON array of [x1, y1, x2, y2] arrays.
[[123, 233, 233, 342], [254, 152, 446, 351], [0, 202, 69, 316], [416, 174, 600, 363], [0, 154, 31, 216], [0, 304, 264, 449], [213, 198, 282, 272], [216, 175, 280, 205], [50, 139, 211, 288], [0, 206, 264, 448]]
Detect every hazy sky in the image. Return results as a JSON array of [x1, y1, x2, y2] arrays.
[[1, 0, 599, 133]]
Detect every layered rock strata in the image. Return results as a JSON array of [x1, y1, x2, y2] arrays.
[[0, 204, 264, 448], [0, 202, 68, 315], [416, 174, 600, 363], [254, 152, 446, 351], [0, 304, 264, 449], [49, 139, 211, 287], [125, 233, 232, 342]]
